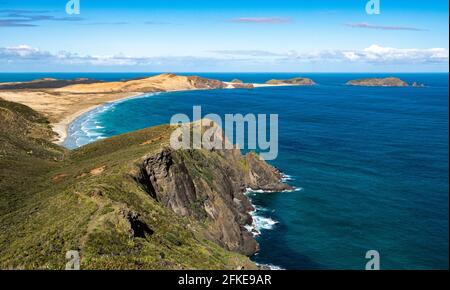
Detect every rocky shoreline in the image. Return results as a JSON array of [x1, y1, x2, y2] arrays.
[[0, 98, 292, 268], [134, 121, 292, 257]]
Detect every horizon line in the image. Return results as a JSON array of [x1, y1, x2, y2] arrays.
[[0, 71, 449, 74]]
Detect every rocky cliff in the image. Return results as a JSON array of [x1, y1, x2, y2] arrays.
[[0, 100, 289, 269], [135, 146, 290, 256]]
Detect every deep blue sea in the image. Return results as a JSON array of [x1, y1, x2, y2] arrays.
[[2, 72, 448, 269]]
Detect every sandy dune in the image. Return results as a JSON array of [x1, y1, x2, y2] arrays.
[[0, 73, 288, 145], [56, 73, 226, 93], [0, 73, 229, 144]]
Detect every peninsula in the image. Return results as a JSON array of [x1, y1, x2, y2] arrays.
[[0, 73, 308, 145], [0, 73, 263, 145]]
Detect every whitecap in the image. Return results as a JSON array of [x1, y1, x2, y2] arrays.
[[281, 187, 304, 193], [245, 188, 275, 194], [256, 263, 284, 270], [254, 215, 278, 230], [245, 209, 279, 237], [281, 174, 295, 182], [65, 92, 158, 149]]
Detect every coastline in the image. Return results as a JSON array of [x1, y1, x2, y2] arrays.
[[58, 86, 295, 270], [52, 92, 144, 145], [54, 82, 293, 146], [0, 74, 318, 147], [59, 82, 296, 264]]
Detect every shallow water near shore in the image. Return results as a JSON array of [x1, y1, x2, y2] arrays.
[[5, 72, 448, 269]]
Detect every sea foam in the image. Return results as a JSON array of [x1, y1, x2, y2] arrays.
[[65, 92, 157, 149]]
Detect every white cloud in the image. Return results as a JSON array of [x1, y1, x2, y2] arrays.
[[210, 45, 449, 64], [358, 45, 449, 63], [0, 44, 448, 71], [346, 23, 426, 31], [343, 51, 360, 61], [289, 45, 449, 64], [0, 45, 53, 59]]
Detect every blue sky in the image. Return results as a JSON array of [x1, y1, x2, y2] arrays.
[[0, 0, 448, 72]]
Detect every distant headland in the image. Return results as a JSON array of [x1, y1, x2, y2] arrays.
[[346, 77, 410, 87], [266, 77, 316, 86], [0, 73, 425, 146], [0, 73, 314, 145]]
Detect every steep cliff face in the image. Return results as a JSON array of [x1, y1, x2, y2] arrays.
[[135, 147, 290, 256]]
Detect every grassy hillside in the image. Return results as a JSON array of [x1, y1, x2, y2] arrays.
[[0, 98, 257, 270]]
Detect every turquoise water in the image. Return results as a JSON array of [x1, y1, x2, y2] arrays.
[[3, 73, 449, 269]]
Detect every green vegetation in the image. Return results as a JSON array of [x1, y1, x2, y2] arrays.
[[230, 79, 243, 84], [0, 98, 256, 269], [346, 77, 409, 87], [266, 77, 316, 85]]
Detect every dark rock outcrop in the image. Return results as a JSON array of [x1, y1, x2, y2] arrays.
[[127, 212, 154, 238], [186, 75, 227, 89], [412, 82, 426, 88], [135, 140, 290, 256]]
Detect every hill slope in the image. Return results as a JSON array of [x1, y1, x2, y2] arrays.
[[55, 73, 227, 94], [0, 99, 288, 269]]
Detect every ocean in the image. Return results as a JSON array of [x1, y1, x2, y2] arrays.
[[2, 72, 448, 269]]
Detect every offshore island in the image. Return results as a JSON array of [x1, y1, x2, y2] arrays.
[[346, 77, 422, 87]]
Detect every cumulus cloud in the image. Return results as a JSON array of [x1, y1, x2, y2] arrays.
[[211, 45, 448, 64], [347, 45, 448, 64], [230, 17, 291, 24], [286, 45, 449, 64], [0, 45, 247, 68], [0, 45, 54, 59], [346, 22, 426, 31], [0, 44, 448, 70]]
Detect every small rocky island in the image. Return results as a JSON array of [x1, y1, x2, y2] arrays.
[[346, 77, 409, 87], [231, 79, 244, 84], [228, 78, 254, 89], [412, 82, 426, 88], [266, 77, 316, 86]]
